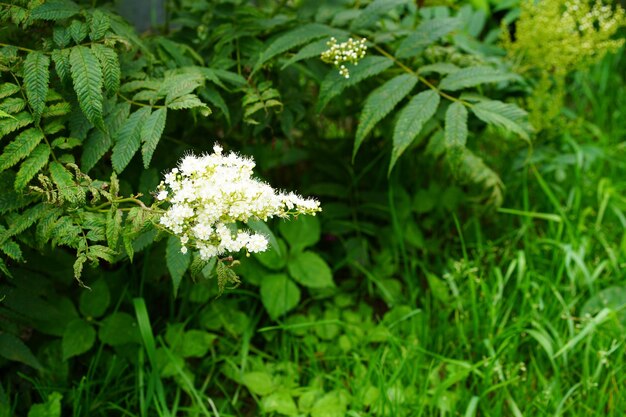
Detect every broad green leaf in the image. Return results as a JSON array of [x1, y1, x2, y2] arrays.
[[179, 330, 216, 358], [254, 23, 343, 73], [99, 312, 141, 346], [287, 251, 334, 288], [27, 392, 62, 417], [62, 319, 95, 360], [354, 74, 417, 160], [166, 235, 191, 296], [14, 143, 50, 190], [445, 102, 468, 149], [23, 52, 50, 123], [0, 333, 43, 370], [470, 100, 531, 141], [91, 44, 120, 96], [254, 238, 288, 271], [0, 83, 20, 100], [350, 0, 408, 30], [397, 17, 462, 58], [78, 279, 110, 318], [261, 391, 298, 416], [30, 0, 80, 20], [111, 107, 150, 173], [242, 372, 275, 396], [439, 66, 519, 91], [82, 102, 130, 172], [390, 90, 440, 173], [89, 9, 110, 41], [261, 274, 300, 320], [69, 46, 104, 128], [311, 391, 348, 417], [141, 108, 167, 168], [0, 128, 44, 172], [278, 216, 321, 252], [317, 56, 393, 111]]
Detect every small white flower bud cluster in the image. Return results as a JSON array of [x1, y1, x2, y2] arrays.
[[157, 144, 321, 259], [320, 37, 367, 79]]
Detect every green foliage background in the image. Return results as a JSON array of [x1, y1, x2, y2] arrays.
[[1, 0, 625, 416]]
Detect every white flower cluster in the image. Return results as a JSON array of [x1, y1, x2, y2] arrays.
[[157, 144, 321, 260], [320, 37, 367, 79]]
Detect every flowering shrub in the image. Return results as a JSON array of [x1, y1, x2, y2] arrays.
[[321, 37, 368, 78], [157, 144, 321, 260]]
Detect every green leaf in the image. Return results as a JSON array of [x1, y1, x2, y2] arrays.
[[439, 66, 519, 91], [179, 330, 216, 358], [62, 319, 95, 360], [0, 333, 43, 370], [1, 240, 22, 261], [287, 251, 334, 288], [354, 74, 417, 160], [166, 235, 191, 296], [14, 144, 50, 190], [581, 286, 626, 328], [51, 49, 71, 85], [278, 216, 321, 252], [79, 279, 110, 318], [82, 102, 130, 172], [53, 26, 71, 48], [111, 107, 150, 173], [281, 38, 329, 69], [445, 102, 468, 149], [318, 56, 393, 111], [99, 312, 141, 346], [27, 392, 62, 417], [350, 0, 408, 30], [0, 127, 44, 172], [91, 44, 120, 96], [69, 46, 104, 128], [0, 112, 33, 140], [390, 90, 440, 173], [470, 100, 531, 141], [141, 108, 167, 168], [89, 9, 110, 41], [30, 0, 80, 20], [311, 391, 348, 417], [242, 372, 276, 396], [166, 94, 208, 111], [106, 208, 122, 249], [69, 20, 88, 43], [254, 23, 343, 73], [49, 161, 80, 204], [261, 391, 298, 416], [261, 274, 300, 320], [397, 17, 462, 58], [254, 238, 288, 271], [0, 83, 20, 100], [0, 97, 26, 114], [23, 52, 50, 123]]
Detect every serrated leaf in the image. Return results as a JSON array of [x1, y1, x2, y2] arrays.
[[89, 9, 110, 41], [390, 90, 440, 173], [91, 44, 120, 96], [0, 97, 26, 114], [69, 20, 88, 43], [281, 38, 329, 69], [470, 100, 531, 141], [0, 333, 43, 370], [0, 257, 11, 277], [42, 102, 72, 118], [166, 235, 190, 296], [141, 108, 167, 168], [159, 73, 204, 104], [88, 245, 117, 263], [445, 102, 468, 148], [53, 26, 71, 48], [0, 240, 22, 261], [106, 208, 122, 249], [23, 51, 50, 123], [167, 94, 207, 111], [350, 0, 408, 29], [14, 143, 50, 190], [418, 63, 460, 75], [0, 112, 33, 139], [2, 203, 47, 237], [287, 251, 334, 289], [49, 161, 81, 204], [0, 127, 44, 172], [111, 107, 150, 173], [254, 23, 343, 73], [30, 0, 80, 21], [354, 74, 417, 160], [0, 83, 20, 100], [69, 46, 104, 128], [261, 274, 300, 320], [52, 49, 71, 84], [439, 66, 519, 91], [62, 319, 95, 360], [198, 86, 230, 125], [81, 102, 130, 172], [318, 56, 393, 112], [397, 17, 462, 58]]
